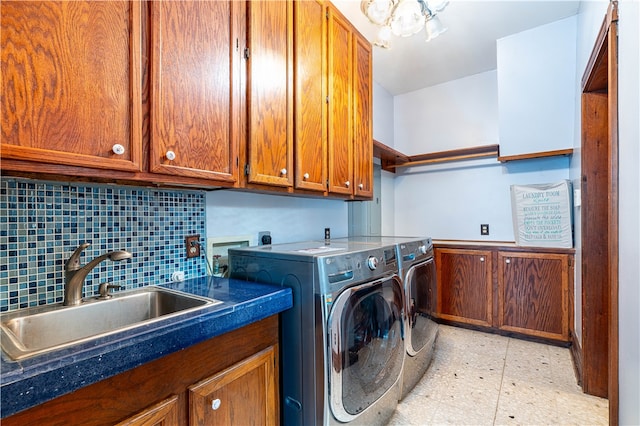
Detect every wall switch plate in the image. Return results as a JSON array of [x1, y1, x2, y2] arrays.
[[480, 224, 490, 235], [185, 235, 200, 258]]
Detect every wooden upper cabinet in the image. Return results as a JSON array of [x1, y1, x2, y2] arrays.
[[352, 32, 373, 198], [326, 4, 354, 196], [497, 251, 569, 340], [246, 0, 294, 188], [435, 248, 493, 327], [149, 1, 240, 184], [1, 1, 142, 172], [293, 0, 327, 193]]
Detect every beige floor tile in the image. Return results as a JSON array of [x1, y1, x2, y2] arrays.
[[388, 325, 608, 425], [431, 400, 497, 426], [555, 391, 609, 425]]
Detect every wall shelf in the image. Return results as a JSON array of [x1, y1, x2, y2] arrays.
[[373, 140, 573, 172], [498, 148, 573, 163], [373, 141, 499, 172]]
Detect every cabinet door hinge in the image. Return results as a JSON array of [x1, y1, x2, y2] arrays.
[[326, 96, 329, 104], [244, 164, 250, 176], [326, 10, 329, 19], [244, 47, 250, 60], [235, 38, 239, 51]]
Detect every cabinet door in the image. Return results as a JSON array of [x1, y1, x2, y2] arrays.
[[246, 1, 294, 188], [352, 32, 373, 199], [1, 1, 142, 172], [150, 1, 239, 183], [116, 395, 180, 426], [498, 252, 569, 340], [435, 248, 493, 327], [293, 0, 327, 192], [326, 5, 354, 196], [189, 345, 278, 426]]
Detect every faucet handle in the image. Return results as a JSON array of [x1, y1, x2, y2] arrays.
[[98, 282, 124, 299], [65, 243, 91, 271]]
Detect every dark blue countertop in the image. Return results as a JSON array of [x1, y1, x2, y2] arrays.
[[0, 277, 292, 419]]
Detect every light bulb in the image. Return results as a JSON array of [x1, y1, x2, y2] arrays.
[[425, 15, 447, 41], [374, 25, 392, 49], [390, 0, 425, 37], [361, 0, 395, 26]]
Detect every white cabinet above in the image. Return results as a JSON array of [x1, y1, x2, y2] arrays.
[[497, 15, 578, 158]]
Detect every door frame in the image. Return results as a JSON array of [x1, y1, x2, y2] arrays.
[[580, 2, 619, 424]]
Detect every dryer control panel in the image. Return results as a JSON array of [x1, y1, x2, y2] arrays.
[[317, 246, 398, 295]]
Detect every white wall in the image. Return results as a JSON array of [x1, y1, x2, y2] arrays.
[[617, 1, 640, 422], [373, 81, 394, 146], [497, 15, 578, 157], [570, 0, 609, 350], [205, 191, 348, 244], [395, 71, 499, 153], [374, 81, 396, 234], [393, 71, 570, 241], [381, 170, 395, 235]]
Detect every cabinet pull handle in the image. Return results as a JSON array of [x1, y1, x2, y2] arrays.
[[280, 168, 287, 176], [505, 258, 511, 264], [112, 144, 125, 155], [480, 257, 485, 262], [166, 150, 176, 161], [303, 173, 310, 180], [358, 183, 364, 189], [211, 398, 221, 410], [345, 181, 350, 188]]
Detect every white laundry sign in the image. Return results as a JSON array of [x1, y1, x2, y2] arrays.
[[510, 180, 573, 248]]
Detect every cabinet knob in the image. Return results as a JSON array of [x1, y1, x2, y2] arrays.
[[166, 150, 176, 161], [358, 183, 364, 189], [480, 257, 485, 262], [345, 181, 350, 188], [112, 144, 125, 155], [505, 258, 511, 264], [211, 398, 221, 410], [280, 168, 287, 176], [303, 173, 310, 180]]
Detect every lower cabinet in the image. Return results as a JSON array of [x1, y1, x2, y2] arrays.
[[435, 248, 493, 328], [497, 251, 570, 341], [3, 316, 279, 426], [434, 244, 573, 343], [189, 346, 277, 425], [116, 395, 180, 426]]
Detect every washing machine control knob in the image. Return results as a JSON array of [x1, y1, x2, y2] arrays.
[[419, 245, 427, 255], [367, 256, 378, 271]]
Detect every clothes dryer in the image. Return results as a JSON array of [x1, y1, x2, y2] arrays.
[[330, 236, 438, 399]]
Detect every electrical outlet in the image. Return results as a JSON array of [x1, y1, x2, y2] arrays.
[[480, 224, 489, 236], [185, 235, 201, 258], [258, 231, 271, 245]]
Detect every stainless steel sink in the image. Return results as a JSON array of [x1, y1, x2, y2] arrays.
[[0, 286, 220, 361]]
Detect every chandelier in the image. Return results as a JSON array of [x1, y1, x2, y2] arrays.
[[360, 0, 449, 48]]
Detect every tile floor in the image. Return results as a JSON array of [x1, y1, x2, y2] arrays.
[[388, 325, 609, 425]]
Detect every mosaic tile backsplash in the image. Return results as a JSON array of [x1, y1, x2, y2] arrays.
[[0, 178, 207, 312]]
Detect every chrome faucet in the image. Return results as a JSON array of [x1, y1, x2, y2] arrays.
[[64, 243, 132, 306]]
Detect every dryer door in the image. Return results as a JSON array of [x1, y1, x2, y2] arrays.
[[405, 257, 438, 356], [328, 275, 404, 422]]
